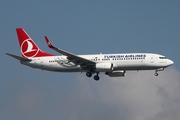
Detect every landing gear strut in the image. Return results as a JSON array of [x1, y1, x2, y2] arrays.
[[94, 73, 100, 81], [154, 68, 164, 76]]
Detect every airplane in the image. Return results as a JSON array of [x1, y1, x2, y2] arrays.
[[6, 28, 174, 81]]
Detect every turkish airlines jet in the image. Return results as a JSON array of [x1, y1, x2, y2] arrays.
[[6, 28, 174, 81]]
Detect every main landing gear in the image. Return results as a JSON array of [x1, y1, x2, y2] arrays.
[[86, 72, 92, 77], [86, 72, 100, 81], [94, 73, 100, 81]]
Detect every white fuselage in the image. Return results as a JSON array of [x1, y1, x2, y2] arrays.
[[21, 53, 173, 72], [7, 28, 174, 80]]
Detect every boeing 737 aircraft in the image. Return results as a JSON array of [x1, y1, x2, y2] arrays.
[[6, 28, 174, 81]]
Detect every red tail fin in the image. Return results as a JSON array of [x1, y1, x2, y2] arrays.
[[16, 28, 54, 58]]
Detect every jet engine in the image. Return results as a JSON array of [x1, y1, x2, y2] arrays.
[[105, 71, 126, 77], [95, 63, 113, 72]]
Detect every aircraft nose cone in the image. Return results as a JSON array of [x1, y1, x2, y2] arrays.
[[169, 60, 174, 65]]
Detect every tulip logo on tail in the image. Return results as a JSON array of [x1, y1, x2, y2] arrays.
[[21, 39, 39, 58]]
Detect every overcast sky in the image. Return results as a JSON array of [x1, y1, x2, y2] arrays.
[[1, 1, 180, 120]]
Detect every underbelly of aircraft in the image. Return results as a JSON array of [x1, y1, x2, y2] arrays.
[[23, 61, 164, 72]]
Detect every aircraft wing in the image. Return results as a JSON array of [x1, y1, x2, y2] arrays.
[[45, 36, 96, 68], [6, 53, 32, 61]]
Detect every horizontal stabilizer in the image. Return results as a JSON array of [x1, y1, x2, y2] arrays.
[[5, 53, 32, 61]]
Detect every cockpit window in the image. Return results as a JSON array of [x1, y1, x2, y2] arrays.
[[159, 57, 166, 59]]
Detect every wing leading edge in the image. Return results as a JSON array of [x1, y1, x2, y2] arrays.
[[44, 36, 96, 68]]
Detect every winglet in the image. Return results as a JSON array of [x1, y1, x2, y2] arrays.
[[45, 36, 54, 48]]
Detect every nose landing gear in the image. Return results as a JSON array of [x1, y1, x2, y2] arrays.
[[154, 72, 158, 76], [154, 68, 164, 76]]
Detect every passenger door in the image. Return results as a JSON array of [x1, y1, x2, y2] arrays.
[[150, 56, 154, 63]]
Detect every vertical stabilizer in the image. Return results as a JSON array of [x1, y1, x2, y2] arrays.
[[16, 28, 54, 58]]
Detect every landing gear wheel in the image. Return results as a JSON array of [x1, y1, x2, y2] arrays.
[[86, 72, 92, 77], [94, 75, 100, 81], [154, 73, 158, 76]]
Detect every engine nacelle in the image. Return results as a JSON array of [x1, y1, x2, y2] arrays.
[[95, 63, 113, 72], [105, 71, 126, 77]]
